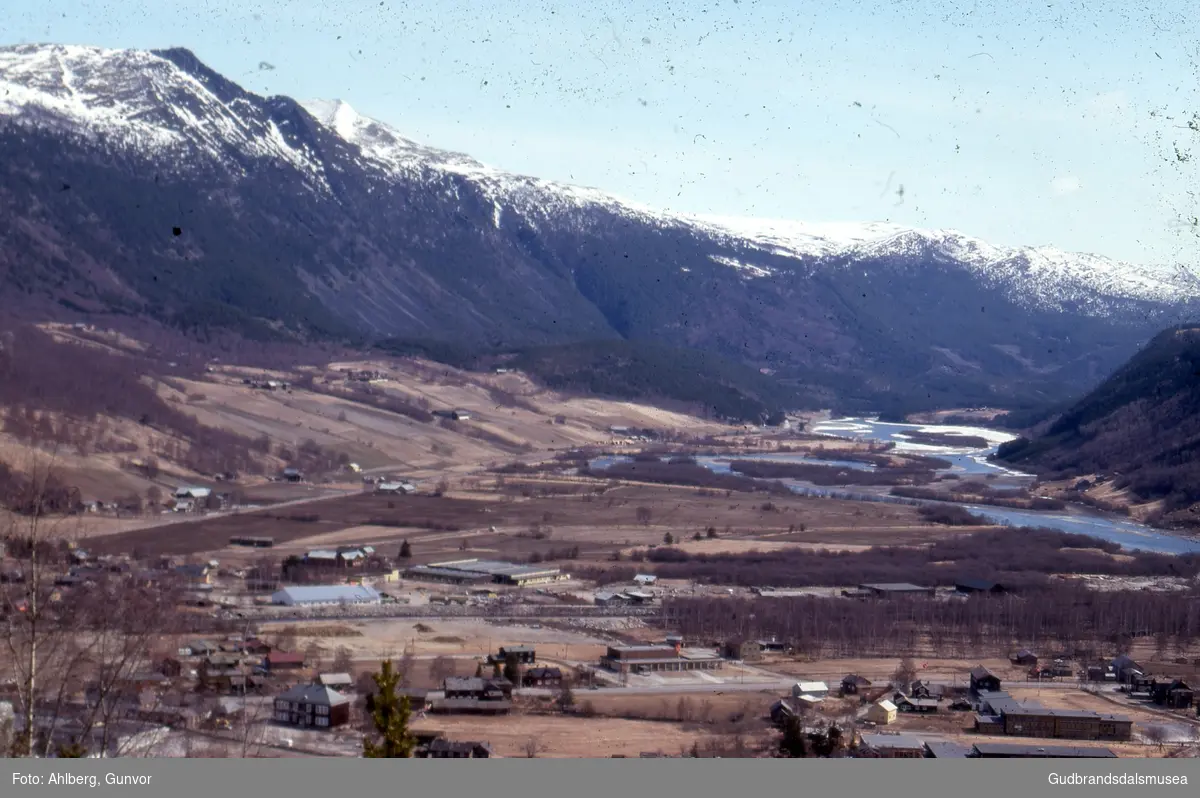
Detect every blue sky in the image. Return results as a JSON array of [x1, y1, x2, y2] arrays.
[[8, 0, 1200, 264]]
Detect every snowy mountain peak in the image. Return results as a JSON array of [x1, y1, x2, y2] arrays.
[[2, 44, 1197, 311], [295, 97, 1197, 307]]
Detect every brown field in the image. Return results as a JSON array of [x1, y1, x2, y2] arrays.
[[409, 714, 767, 758], [84, 476, 952, 561], [256, 617, 614, 668]]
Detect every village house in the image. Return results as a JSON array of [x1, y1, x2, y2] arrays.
[[179, 640, 219, 657], [1150, 679, 1194, 710], [432, 677, 513, 714], [924, 741, 973, 758], [722, 638, 763, 662], [488, 645, 536, 665], [1010, 649, 1039, 667], [856, 732, 926, 758], [841, 674, 872, 695], [264, 652, 306, 673], [1110, 655, 1143, 685], [955, 578, 1008, 596], [174, 563, 211, 586], [893, 692, 940, 713], [791, 681, 830, 699], [969, 666, 1002, 695], [282, 468, 304, 483], [522, 667, 563, 688], [318, 673, 354, 690], [865, 699, 897, 726], [424, 739, 494, 758], [273, 684, 350, 729]]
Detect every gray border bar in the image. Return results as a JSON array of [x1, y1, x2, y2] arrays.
[[4, 759, 1195, 798]]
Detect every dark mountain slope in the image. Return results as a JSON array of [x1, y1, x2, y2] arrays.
[[996, 326, 1200, 523], [2, 44, 1200, 414]]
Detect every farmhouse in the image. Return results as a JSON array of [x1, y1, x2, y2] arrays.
[[273, 684, 350, 729], [600, 645, 723, 675], [270, 584, 382, 606]]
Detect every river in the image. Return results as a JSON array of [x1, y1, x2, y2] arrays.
[[809, 418, 1200, 555], [591, 418, 1200, 555]]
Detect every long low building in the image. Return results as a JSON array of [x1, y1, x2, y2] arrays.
[[972, 743, 1117, 759], [600, 645, 724, 674], [271, 584, 383, 606], [406, 558, 568, 587], [974, 690, 1132, 742]]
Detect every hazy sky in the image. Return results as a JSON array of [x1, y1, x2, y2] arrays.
[[8, 0, 1200, 265]]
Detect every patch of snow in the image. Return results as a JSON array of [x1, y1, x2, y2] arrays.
[[709, 254, 775, 278]]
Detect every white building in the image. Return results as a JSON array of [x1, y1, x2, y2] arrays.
[[792, 681, 830, 699], [270, 585, 382, 607]]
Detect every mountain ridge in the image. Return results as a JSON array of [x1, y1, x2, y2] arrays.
[[996, 325, 1200, 528], [3, 42, 1198, 415]]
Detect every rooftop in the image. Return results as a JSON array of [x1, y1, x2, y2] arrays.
[[972, 743, 1117, 758], [925, 741, 972, 758], [276, 684, 349, 707], [859, 582, 932, 592], [859, 732, 925, 751], [272, 584, 382, 603]]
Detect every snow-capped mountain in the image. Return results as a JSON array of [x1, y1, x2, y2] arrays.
[[2, 43, 1197, 414], [300, 97, 1198, 311]]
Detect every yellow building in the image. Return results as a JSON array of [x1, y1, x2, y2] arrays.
[[866, 699, 897, 726]]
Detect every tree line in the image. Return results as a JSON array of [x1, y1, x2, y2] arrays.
[[641, 527, 1200, 589], [664, 583, 1200, 659]]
